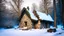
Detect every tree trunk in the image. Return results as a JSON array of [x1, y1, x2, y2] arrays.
[[53, 0, 57, 28], [62, 0, 64, 28]]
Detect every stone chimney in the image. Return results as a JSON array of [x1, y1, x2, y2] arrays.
[[35, 19, 41, 29]]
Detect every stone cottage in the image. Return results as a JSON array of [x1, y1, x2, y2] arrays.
[[19, 7, 54, 29], [19, 7, 32, 30]]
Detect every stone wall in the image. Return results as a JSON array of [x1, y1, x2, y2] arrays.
[[19, 14, 32, 29]]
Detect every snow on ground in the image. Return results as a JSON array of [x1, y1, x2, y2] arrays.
[[0, 28, 64, 36]]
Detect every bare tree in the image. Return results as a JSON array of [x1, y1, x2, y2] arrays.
[[1, 0, 23, 27], [10, 0, 23, 17], [3, 0, 23, 17], [39, 0, 53, 14], [39, 0, 44, 12], [44, 0, 48, 14]]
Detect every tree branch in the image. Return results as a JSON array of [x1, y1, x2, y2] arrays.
[[9, 2, 18, 13]]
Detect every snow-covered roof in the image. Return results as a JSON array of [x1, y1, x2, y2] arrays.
[[28, 10, 54, 22], [36, 11, 54, 22], [28, 10, 38, 20], [47, 14, 54, 22]]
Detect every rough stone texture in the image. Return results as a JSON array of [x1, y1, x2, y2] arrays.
[[19, 14, 32, 29], [34, 20, 41, 29]]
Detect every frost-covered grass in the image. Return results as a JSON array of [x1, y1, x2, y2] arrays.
[[0, 28, 64, 36]]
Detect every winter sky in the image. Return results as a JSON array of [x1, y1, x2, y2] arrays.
[[22, 0, 41, 8], [5, 0, 53, 10], [22, 0, 53, 10]]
